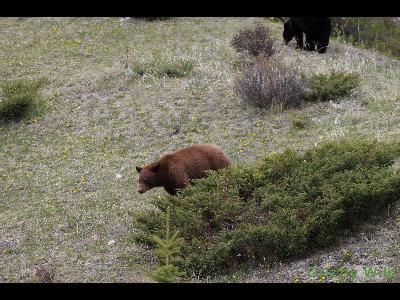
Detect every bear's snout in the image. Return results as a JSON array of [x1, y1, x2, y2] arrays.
[[138, 181, 149, 194]]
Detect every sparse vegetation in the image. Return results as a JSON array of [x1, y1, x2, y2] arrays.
[[235, 58, 305, 110], [134, 139, 400, 276], [131, 53, 196, 78], [34, 264, 55, 283], [231, 23, 276, 58], [135, 17, 171, 22], [291, 114, 312, 130]]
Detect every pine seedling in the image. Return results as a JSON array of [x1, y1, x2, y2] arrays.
[[141, 206, 185, 283]]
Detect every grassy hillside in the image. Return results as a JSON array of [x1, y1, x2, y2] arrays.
[[0, 17, 399, 282]]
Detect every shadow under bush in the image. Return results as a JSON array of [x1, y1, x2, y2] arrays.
[[235, 58, 305, 110], [0, 78, 46, 124], [133, 139, 400, 276]]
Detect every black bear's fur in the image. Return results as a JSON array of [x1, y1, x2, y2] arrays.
[[283, 17, 331, 53]]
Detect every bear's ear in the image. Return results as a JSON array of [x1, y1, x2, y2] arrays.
[[150, 163, 160, 173], [136, 166, 143, 173]]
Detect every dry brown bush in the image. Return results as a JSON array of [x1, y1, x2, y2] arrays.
[[235, 58, 305, 110], [34, 264, 55, 283], [230, 23, 276, 58]]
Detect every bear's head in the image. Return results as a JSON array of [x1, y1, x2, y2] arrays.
[[283, 22, 294, 44], [136, 163, 161, 194]]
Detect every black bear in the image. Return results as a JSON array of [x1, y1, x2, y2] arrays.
[[283, 17, 331, 53]]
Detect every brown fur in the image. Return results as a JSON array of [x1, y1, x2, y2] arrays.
[[136, 144, 231, 195]]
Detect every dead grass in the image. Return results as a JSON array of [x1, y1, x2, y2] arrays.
[[0, 17, 399, 282]]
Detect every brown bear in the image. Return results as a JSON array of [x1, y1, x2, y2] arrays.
[[136, 144, 231, 195]]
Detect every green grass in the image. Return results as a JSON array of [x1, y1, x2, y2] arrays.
[[129, 50, 196, 78], [133, 59, 195, 78], [0, 17, 399, 282]]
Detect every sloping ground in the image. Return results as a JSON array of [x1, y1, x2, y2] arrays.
[[0, 17, 399, 282]]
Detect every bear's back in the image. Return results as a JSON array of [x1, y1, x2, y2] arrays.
[[152, 144, 231, 195], [290, 17, 331, 37], [162, 144, 230, 178]]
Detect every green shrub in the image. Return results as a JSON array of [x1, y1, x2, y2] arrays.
[[291, 114, 312, 130], [305, 71, 361, 103], [132, 55, 196, 78], [133, 139, 400, 276], [0, 78, 46, 123]]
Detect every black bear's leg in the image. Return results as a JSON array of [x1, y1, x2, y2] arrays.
[[317, 39, 328, 53], [295, 33, 303, 50], [317, 30, 331, 53], [317, 19, 331, 53], [305, 35, 316, 51], [283, 22, 294, 44]]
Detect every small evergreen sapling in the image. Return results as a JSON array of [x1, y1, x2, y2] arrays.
[[142, 206, 185, 283]]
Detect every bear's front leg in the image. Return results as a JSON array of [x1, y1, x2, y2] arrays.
[[164, 174, 190, 196], [164, 186, 178, 196], [317, 38, 329, 53], [305, 36, 316, 51], [316, 29, 330, 53], [295, 33, 304, 50]]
